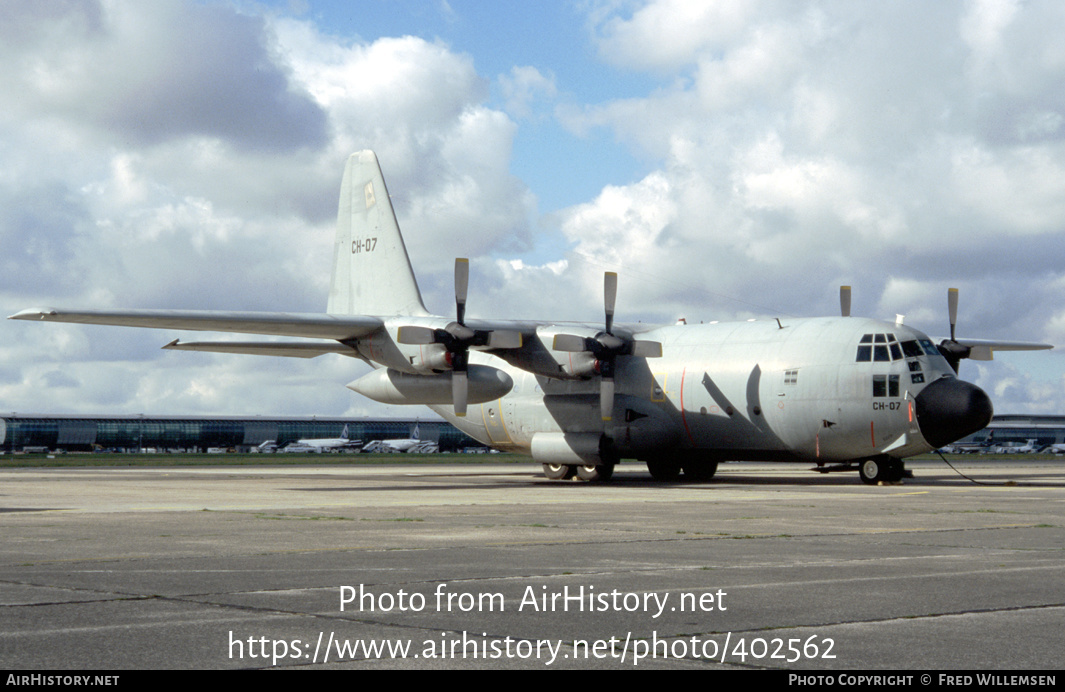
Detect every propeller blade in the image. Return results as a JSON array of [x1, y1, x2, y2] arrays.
[[455, 258, 469, 325], [840, 286, 851, 317], [553, 334, 591, 352], [451, 348, 469, 416], [600, 377, 614, 422], [452, 369, 468, 417], [948, 287, 959, 342], [604, 272, 617, 335]]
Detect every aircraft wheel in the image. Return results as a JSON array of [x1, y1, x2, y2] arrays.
[[542, 463, 575, 480], [683, 460, 718, 482], [576, 463, 614, 482], [859, 457, 904, 484], [859, 458, 885, 485], [646, 459, 681, 482]]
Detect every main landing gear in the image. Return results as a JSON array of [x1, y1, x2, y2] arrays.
[[540, 457, 718, 482], [542, 463, 614, 482]]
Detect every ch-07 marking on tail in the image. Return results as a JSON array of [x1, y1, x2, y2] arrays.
[[352, 237, 377, 254], [9, 151, 1054, 485]]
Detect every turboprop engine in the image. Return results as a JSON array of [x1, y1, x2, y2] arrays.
[[347, 365, 513, 406]]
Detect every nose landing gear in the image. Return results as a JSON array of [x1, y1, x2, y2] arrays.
[[859, 456, 904, 485]]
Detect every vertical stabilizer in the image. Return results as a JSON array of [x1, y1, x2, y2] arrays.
[[327, 151, 429, 316]]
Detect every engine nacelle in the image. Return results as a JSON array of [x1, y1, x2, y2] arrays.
[[347, 366, 513, 405]]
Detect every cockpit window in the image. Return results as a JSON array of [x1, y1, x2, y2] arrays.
[[856, 333, 904, 362], [901, 340, 924, 358], [859, 334, 949, 371], [918, 339, 939, 357]]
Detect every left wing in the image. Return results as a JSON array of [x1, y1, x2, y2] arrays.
[[8, 308, 383, 341], [163, 339, 361, 359]]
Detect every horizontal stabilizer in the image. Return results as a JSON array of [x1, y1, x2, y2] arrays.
[[163, 339, 360, 359], [9, 308, 383, 341]]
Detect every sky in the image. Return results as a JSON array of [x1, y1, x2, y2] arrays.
[[3, 0, 1065, 420]]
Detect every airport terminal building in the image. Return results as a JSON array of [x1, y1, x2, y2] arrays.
[[0, 414, 481, 453], [953, 414, 1065, 450]]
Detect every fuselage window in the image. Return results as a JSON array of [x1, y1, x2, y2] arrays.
[[873, 374, 900, 398]]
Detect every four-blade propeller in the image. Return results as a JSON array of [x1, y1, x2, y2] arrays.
[[552, 272, 662, 421], [397, 259, 521, 416]]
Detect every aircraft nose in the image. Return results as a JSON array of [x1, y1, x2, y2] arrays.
[[914, 377, 993, 449]]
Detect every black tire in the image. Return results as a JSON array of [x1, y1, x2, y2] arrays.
[[542, 463, 575, 480], [646, 459, 682, 481], [860, 457, 904, 484], [682, 460, 718, 482], [576, 464, 614, 482], [883, 458, 904, 483], [859, 458, 884, 484]]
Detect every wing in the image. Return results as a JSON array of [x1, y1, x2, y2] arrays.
[[8, 308, 383, 340], [952, 338, 1054, 361], [163, 339, 361, 359]]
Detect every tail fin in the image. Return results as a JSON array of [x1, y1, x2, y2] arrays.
[[327, 151, 429, 316]]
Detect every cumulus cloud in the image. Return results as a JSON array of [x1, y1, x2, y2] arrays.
[[0, 0, 328, 151], [499, 66, 557, 120], [0, 0, 531, 415]]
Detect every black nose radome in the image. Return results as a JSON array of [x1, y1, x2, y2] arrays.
[[914, 377, 993, 449]]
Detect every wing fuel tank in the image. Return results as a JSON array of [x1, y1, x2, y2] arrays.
[[347, 366, 513, 406]]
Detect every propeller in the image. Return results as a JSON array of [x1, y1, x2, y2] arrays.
[[553, 272, 662, 421], [937, 287, 971, 374], [398, 258, 521, 417], [840, 285, 851, 317]]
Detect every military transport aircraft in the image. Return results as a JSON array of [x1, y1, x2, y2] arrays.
[[10, 151, 1053, 484]]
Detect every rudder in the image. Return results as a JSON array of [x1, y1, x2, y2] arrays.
[[327, 151, 429, 317]]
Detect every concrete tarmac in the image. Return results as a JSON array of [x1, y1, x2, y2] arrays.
[[1, 458, 1063, 670]]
